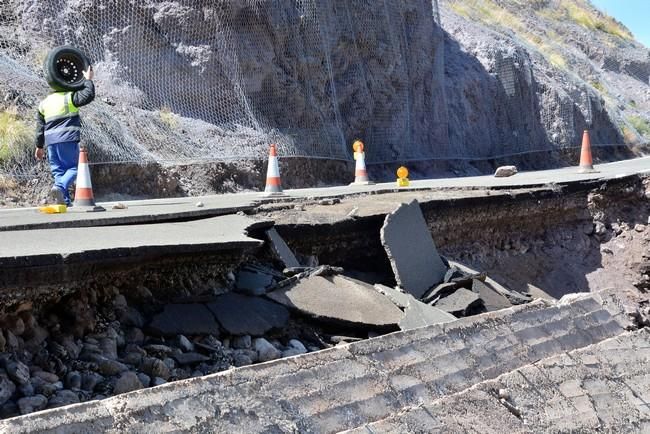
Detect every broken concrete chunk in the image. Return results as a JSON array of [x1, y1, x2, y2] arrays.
[[494, 166, 518, 177], [400, 300, 457, 330], [266, 227, 301, 268], [375, 284, 456, 330], [444, 268, 465, 283], [421, 282, 458, 304], [472, 279, 512, 312], [207, 293, 289, 336], [374, 284, 410, 309], [380, 200, 448, 298], [433, 288, 482, 316], [267, 275, 402, 329], [448, 260, 532, 305], [525, 283, 557, 302], [147, 304, 220, 337], [235, 266, 275, 296], [451, 271, 487, 288]]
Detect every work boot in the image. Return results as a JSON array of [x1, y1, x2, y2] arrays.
[[49, 186, 65, 205]]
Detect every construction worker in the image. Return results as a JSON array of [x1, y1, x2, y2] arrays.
[[34, 66, 95, 206]]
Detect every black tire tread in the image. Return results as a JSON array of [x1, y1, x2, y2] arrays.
[[43, 46, 90, 92]]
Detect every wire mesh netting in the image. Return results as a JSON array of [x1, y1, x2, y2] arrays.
[[0, 0, 648, 179]]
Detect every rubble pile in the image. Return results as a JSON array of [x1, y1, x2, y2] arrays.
[[381, 200, 531, 317], [0, 201, 531, 419]]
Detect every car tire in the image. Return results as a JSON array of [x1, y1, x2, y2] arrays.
[[43, 46, 90, 92]]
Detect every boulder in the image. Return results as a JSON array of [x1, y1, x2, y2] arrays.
[[494, 166, 518, 177]]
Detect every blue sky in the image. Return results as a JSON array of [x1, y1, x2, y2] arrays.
[[590, 0, 650, 47]]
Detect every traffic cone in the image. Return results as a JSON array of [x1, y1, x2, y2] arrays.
[[70, 148, 105, 212], [264, 144, 286, 196], [350, 140, 374, 186], [578, 130, 597, 173]]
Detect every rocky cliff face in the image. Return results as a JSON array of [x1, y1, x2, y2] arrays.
[[0, 0, 648, 184], [442, 0, 650, 155]]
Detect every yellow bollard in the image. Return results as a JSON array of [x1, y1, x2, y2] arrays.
[[396, 166, 410, 187]]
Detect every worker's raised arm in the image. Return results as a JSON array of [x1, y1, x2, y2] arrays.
[[72, 67, 95, 108]]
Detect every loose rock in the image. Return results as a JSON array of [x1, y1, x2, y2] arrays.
[[288, 339, 307, 353], [113, 372, 143, 395], [47, 390, 79, 408], [140, 357, 171, 381], [6, 360, 30, 385], [254, 338, 281, 362], [151, 377, 167, 387], [81, 372, 104, 392], [232, 352, 253, 367], [494, 165, 518, 177], [18, 395, 48, 415], [32, 371, 59, 384], [95, 357, 129, 376], [172, 353, 210, 366], [232, 335, 252, 350], [177, 335, 194, 352], [65, 371, 82, 390], [0, 375, 16, 406], [137, 373, 151, 388]]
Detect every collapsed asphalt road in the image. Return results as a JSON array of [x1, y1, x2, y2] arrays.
[[0, 170, 648, 431]]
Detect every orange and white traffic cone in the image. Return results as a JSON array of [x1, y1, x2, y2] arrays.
[[70, 147, 105, 212], [264, 144, 286, 196], [350, 140, 374, 186], [578, 130, 597, 173]]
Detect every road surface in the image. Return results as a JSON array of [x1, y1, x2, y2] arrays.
[[0, 157, 648, 231]]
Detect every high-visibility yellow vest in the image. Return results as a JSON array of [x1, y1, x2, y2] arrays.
[[38, 92, 81, 146]]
